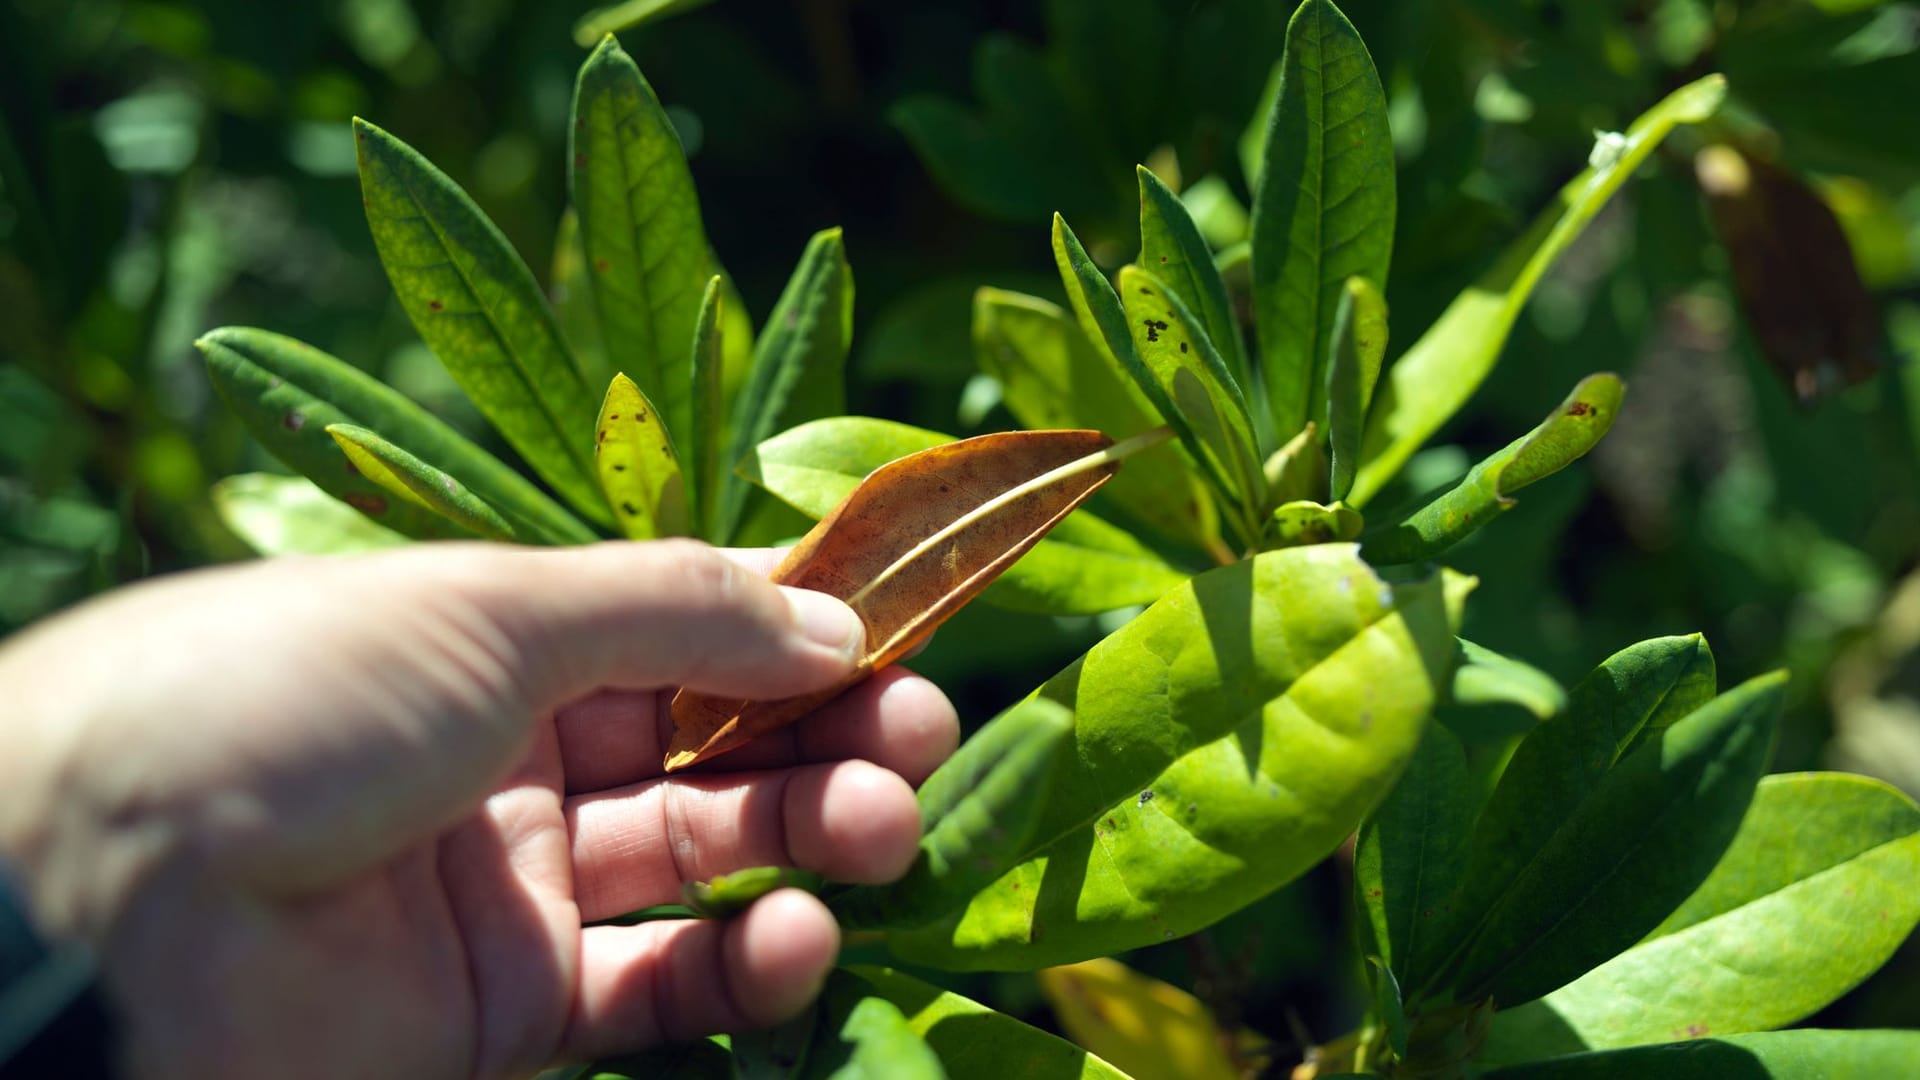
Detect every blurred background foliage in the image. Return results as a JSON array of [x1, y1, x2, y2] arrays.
[[4, 0, 1919, 1065]]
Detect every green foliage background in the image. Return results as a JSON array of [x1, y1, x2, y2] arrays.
[[5, 0, 1919, 1063]]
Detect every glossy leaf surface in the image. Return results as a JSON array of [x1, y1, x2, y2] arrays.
[[1483, 773, 1920, 1062], [1137, 166, 1249, 399], [211, 474, 404, 556], [1356, 722, 1474, 984], [1325, 277, 1388, 502], [571, 36, 713, 454], [1036, 958, 1245, 1080], [355, 120, 611, 525], [198, 327, 594, 545], [848, 967, 1129, 1080], [891, 546, 1461, 969], [1250, 0, 1396, 444], [797, 979, 948, 1080], [1362, 374, 1623, 564], [593, 374, 687, 540], [1452, 639, 1567, 719], [669, 429, 1124, 769], [1351, 76, 1725, 505], [743, 417, 1187, 616], [327, 424, 516, 540]]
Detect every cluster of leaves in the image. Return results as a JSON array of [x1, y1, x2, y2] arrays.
[[171, 0, 1920, 1076]]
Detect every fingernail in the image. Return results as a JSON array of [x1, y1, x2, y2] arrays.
[[784, 588, 864, 660]]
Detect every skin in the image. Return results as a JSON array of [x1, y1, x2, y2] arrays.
[[0, 540, 959, 1079]]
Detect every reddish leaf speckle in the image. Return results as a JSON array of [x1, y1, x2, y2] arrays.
[[428, 299, 444, 312], [345, 493, 388, 514], [1566, 401, 1593, 417], [574, 152, 586, 168], [594, 258, 610, 272], [283, 412, 305, 431]]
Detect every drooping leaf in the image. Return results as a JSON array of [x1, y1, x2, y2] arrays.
[[847, 967, 1130, 1080], [1137, 166, 1250, 401], [1118, 265, 1266, 521], [833, 698, 1073, 931], [1325, 277, 1388, 502], [798, 975, 948, 1080], [211, 474, 405, 556], [682, 866, 824, 920], [571, 0, 717, 48], [1351, 76, 1725, 506], [1250, 0, 1397, 445], [889, 546, 1462, 969], [1482, 773, 1920, 1064], [668, 429, 1149, 770], [716, 227, 853, 540], [1356, 722, 1474, 984], [198, 327, 596, 545], [1361, 374, 1624, 565], [687, 277, 724, 539], [743, 417, 1189, 616], [1036, 958, 1248, 1080], [354, 120, 611, 525], [1478, 1029, 1920, 1079], [1451, 639, 1567, 719], [326, 424, 517, 541], [974, 287, 1221, 551], [593, 374, 687, 540], [571, 36, 714, 455], [1439, 671, 1784, 1008]]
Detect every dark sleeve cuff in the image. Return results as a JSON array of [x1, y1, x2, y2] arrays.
[[0, 868, 118, 1079]]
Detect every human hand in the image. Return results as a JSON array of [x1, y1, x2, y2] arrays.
[[0, 540, 958, 1079]]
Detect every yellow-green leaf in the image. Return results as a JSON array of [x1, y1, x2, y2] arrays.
[[594, 373, 688, 540], [326, 424, 518, 540]]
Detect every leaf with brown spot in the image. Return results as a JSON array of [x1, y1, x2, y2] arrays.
[[665, 427, 1165, 771], [594, 373, 688, 540]]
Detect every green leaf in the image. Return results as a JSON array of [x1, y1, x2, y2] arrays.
[[1369, 957, 1410, 1061], [1117, 265, 1266, 522], [798, 983, 949, 1080], [326, 424, 516, 540], [1478, 1029, 1920, 1079], [1137, 166, 1250, 401], [593, 374, 687, 540], [834, 699, 1074, 931], [570, 36, 714, 460], [717, 228, 852, 540], [1451, 639, 1567, 720], [682, 866, 823, 920], [571, 0, 717, 48], [1356, 722, 1474, 984], [1439, 670, 1784, 1009], [1325, 277, 1388, 502], [1361, 374, 1624, 565], [1267, 498, 1362, 548], [1250, 0, 1396, 445], [550, 208, 607, 385], [354, 120, 611, 526], [211, 474, 405, 556], [688, 277, 724, 540], [198, 327, 596, 545], [889, 545, 1461, 969], [973, 287, 1220, 551], [1351, 76, 1725, 506], [742, 417, 1188, 616], [579, 1038, 736, 1080], [1238, 59, 1283, 191], [1482, 773, 1920, 1064], [846, 967, 1130, 1080]]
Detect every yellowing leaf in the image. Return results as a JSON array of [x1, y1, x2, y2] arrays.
[[594, 373, 688, 540], [1037, 959, 1256, 1080]]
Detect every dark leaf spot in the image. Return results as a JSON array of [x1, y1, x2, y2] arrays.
[[609, 414, 620, 420], [613, 463, 627, 472], [345, 492, 388, 514], [283, 412, 305, 431], [594, 258, 610, 272], [621, 501, 639, 515], [574, 152, 586, 168], [427, 299, 444, 312], [1179, 342, 1188, 353], [1137, 789, 1154, 806], [1158, 256, 1167, 263], [1138, 287, 1153, 296], [1566, 401, 1593, 416]]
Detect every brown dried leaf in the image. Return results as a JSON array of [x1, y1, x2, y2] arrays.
[[664, 429, 1120, 771]]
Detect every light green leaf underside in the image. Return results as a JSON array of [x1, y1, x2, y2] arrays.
[[327, 424, 516, 540], [890, 546, 1460, 970], [743, 417, 1187, 615], [354, 119, 612, 526], [1251, 0, 1396, 445], [212, 474, 406, 556], [1351, 75, 1726, 506], [847, 967, 1130, 1080], [1483, 773, 1920, 1063]]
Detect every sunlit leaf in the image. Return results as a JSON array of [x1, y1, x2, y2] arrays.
[[211, 474, 405, 556], [593, 373, 687, 540], [848, 967, 1130, 1080], [1037, 958, 1246, 1080], [1479, 1028, 1920, 1078], [1325, 277, 1388, 502], [1138, 166, 1251, 401], [326, 423, 517, 540]]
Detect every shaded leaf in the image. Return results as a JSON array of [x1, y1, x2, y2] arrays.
[[1325, 277, 1388, 502], [1037, 958, 1246, 1080], [1483, 773, 1920, 1063], [668, 429, 1140, 770], [326, 424, 516, 540], [743, 417, 1189, 616], [687, 277, 724, 539], [354, 120, 611, 525], [1479, 1028, 1920, 1079], [593, 374, 687, 540], [1451, 640, 1567, 719], [682, 866, 824, 920], [1351, 76, 1725, 506], [571, 36, 714, 454], [1138, 166, 1250, 399], [198, 327, 595, 545], [1696, 146, 1879, 402], [1251, 0, 1397, 444], [973, 287, 1220, 552], [549, 207, 607, 385], [717, 227, 853, 540], [1441, 671, 1784, 1008], [848, 967, 1130, 1080], [578, 1038, 735, 1080], [211, 474, 404, 556], [798, 976, 948, 1080], [890, 546, 1462, 969], [1356, 722, 1474, 984], [1361, 374, 1624, 565], [572, 0, 717, 48], [1369, 957, 1409, 1062]]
